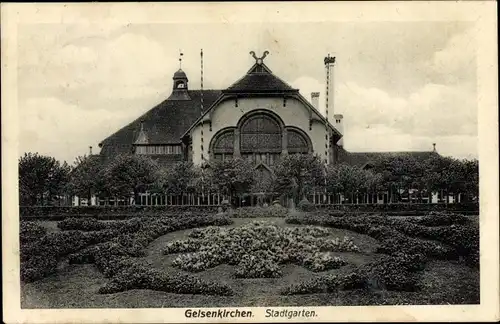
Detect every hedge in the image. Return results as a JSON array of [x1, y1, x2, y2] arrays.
[[22, 215, 233, 284], [285, 213, 478, 268], [281, 253, 426, 295], [19, 203, 478, 219], [19, 205, 220, 220], [98, 262, 233, 296]]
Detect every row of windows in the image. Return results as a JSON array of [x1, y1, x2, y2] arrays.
[[214, 152, 308, 165], [136, 145, 182, 155]]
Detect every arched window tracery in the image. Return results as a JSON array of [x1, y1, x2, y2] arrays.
[[240, 115, 282, 153], [210, 129, 234, 161], [287, 129, 310, 154]]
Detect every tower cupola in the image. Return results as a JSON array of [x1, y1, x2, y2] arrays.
[[173, 69, 188, 90]]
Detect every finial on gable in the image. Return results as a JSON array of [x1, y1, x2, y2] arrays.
[[324, 53, 336, 65], [250, 50, 270, 65]]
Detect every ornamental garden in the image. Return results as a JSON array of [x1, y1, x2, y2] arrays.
[[19, 152, 479, 307], [20, 208, 479, 307]]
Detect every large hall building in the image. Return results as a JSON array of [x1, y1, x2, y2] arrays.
[[98, 51, 435, 170]]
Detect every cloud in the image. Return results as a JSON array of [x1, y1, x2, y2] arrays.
[[425, 26, 477, 84], [292, 76, 477, 157], [18, 97, 139, 163], [55, 44, 99, 65], [16, 22, 478, 161]]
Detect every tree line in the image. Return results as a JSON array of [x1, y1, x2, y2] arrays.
[[18, 152, 478, 206]]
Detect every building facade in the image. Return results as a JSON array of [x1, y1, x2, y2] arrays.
[[90, 51, 442, 206]]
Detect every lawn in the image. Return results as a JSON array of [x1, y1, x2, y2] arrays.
[[20, 211, 480, 308]]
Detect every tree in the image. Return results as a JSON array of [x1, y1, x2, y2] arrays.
[[208, 158, 256, 199], [272, 154, 325, 204], [18, 153, 71, 206], [67, 155, 104, 204], [460, 158, 479, 201], [422, 154, 455, 203], [156, 161, 198, 195], [326, 163, 382, 204], [370, 154, 427, 203], [102, 154, 159, 204]]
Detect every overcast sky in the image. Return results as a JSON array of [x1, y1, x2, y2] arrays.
[[17, 19, 478, 163]]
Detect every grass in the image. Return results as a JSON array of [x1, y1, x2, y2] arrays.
[[21, 216, 479, 308]]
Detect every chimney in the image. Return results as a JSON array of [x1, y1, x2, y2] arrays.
[[89, 146, 93, 155], [311, 92, 320, 111], [334, 114, 344, 147]]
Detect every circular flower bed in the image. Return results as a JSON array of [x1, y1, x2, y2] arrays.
[[164, 221, 359, 278]]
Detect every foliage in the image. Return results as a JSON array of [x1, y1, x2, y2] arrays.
[[164, 221, 355, 277], [57, 217, 142, 232], [19, 221, 47, 244], [272, 154, 325, 204], [98, 263, 233, 296], [408, 211, 471, 226], [230, 205, 288, 218], [66, 155, 104, 201], [281, 252, 426, 295], [101, 154, 159, 201], [19, 152, 71, 206], [285, 213, 478, 268], [326, 163, 383, 194], [207, 158, 256, 198], [298, 198, 315, 211], [155, 161, 199, 195]]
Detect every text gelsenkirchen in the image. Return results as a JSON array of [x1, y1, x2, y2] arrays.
[[265, 308, 317, 319], [185, 309, 252, 319]]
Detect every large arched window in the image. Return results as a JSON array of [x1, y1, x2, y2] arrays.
[[210, 129, 234, 161], [240, 115, 282, 152], [240, 114, 282, 166], [287, 128, 311, 154]]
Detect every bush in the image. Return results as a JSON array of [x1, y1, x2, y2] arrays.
[[98, 263, 233, 296], [57, 217, 143, 232], [20, 221, 47, 244], [410, 211, 471, 226], [298, 198, 315, 212], [20, 252, 58, 283], [232, 205, 288, 218]]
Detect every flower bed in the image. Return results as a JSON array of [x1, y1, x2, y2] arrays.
[[281, 253, 426, 295], [21, 215, 233, 284], [20, 221, 47, 244], [408, 211, 472, 226], [164, 221, 356, 278], [286, 213, 475, 265], [98, 263, 233, 296]]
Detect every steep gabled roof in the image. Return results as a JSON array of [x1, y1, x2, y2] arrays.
[[224, 62, 298, 94], [99, 90, 222, 156]]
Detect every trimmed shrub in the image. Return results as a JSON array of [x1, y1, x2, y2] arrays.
[[57, 217, 142, 232], [98, 263, 233, 296], [298, 198, 315, 212], [20, 221, 47, 244], [231, 205, 288, 218], [409, 211, 472, 226], [20, 252, 58, 283]]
